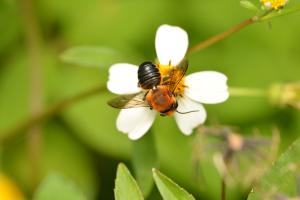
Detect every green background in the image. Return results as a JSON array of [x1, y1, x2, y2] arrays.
[[1, 0, 300, 199]]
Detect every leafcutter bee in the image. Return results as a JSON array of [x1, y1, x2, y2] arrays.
[[108, 60, 190, 116]]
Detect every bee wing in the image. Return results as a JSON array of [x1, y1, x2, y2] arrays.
[[108, 92, 149, 109], [162, 59, 188, 93]]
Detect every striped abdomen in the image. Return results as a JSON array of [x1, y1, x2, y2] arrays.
[[138, 61, 161, 89]]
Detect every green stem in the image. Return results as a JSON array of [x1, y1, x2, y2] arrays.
[[221, 178, 226, 200], [187, 17, 256, 55], [0, 85, 107, 145], [132, 129, 158, 197], [20, 0, 43, 190], [188, 4, 300, 55], [187, 11, 270, 55], [229, 87, 267, 97], [260, 4, 300, 22]]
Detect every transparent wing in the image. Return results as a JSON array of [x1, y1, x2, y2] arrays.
[[162, 59, 188, 93], [108, 92, 149, 109]]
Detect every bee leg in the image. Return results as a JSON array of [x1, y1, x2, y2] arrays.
[[143, 91, 149, 101]]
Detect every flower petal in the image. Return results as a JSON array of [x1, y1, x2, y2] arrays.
[[116, 107, 156, 140], [174, 97, 207, 135], [155, 24, 188, 66], [107, 63, 141, 94], [185, 71, 229, 104]]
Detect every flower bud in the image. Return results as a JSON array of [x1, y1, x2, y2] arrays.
[[269, 82, 300, 110], [260, 0, 289, 10]]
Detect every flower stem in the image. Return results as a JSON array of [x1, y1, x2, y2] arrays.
[[188, 17, 255, 54], [188, 5, 300, 55], [0, 85, 107, 145], [229, 87, 267, 97], [221, 178, 226, 200], [20, 0, 43, 190], [259, 4, 300, 22]]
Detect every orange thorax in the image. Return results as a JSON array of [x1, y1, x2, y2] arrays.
[[145, 85, 177, 116]]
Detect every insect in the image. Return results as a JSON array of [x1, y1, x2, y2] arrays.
[[108, 60, 189, 116]]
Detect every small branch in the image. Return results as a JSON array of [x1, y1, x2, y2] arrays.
[[229, 87, 267, 97], [259, 4, 300, 22], [188, 17, 255, 55], [0, 85, 107, 145], [188, 9, 278, 55], [221, 178, 226, 200], [20, 0, 43, 190]]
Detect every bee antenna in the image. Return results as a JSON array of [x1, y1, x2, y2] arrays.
[[176, 110, 199, 114]]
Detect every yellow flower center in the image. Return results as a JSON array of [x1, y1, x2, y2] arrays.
[[157, 64, 186, 96], [261, 0, 288, 9]]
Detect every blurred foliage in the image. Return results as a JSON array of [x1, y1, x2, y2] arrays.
[[193, 126, 279, 189], [1, 0, 300, 199], [34, 173, 87, 200], [248, 137, 300, 199], [60, 46, 123, 68], [0, 172, 25, 200], [1, 121, 99, 198], [132, 131, 158, 197]]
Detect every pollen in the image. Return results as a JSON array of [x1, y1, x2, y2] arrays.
[[260, 0, 288, 9], [157, 64, 186, 96]]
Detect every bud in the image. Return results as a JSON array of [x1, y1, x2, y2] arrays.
[[269, 82, 300, 110], [260, 0, 289, 10]]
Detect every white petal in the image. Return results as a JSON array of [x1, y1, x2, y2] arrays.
[[107, 63, 141, 94], [174, 97, 207, 135], [185, 71, 229, 104], [116, 107, 156, 140], [155, 24, 188, 66]]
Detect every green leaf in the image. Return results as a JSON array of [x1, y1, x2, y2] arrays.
[[247, 137, 300, 200], [153, 169, 195, 200], [1, 121, 99, 198], [60, 46, 122, 68], [114, 163, 144, 200], [240, 0, 259, 11], [132, 131, 158, 197], [34, 173, 87, 200]]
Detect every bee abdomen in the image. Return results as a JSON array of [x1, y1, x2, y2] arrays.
[[138, 61, 161, 89]]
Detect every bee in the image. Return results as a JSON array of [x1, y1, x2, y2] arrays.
[[108, 60, 189, 116]]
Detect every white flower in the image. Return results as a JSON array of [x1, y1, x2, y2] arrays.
[[107, 24, 229, 140]]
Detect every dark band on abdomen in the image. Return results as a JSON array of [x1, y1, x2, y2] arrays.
[[138, 61, 161, 89]]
